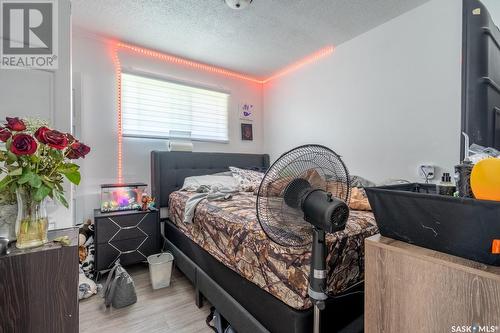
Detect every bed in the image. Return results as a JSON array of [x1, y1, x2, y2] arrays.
[[151, 151, 378, 333]]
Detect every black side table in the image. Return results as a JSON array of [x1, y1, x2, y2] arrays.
[[94, 209, 160, 272]]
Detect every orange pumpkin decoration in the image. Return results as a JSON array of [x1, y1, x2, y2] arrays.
[[470, 158, 500, 201]]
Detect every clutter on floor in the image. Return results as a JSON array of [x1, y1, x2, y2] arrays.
[[78, 219, 99, 300]]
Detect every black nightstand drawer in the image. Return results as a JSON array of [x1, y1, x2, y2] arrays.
[[94, 209, 160, 272], [94, 211, 158, 245], [95, 237, 158, 271]]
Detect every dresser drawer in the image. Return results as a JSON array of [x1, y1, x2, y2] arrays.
[[95, 235, 159, 271], [95, 211, 158, 245]]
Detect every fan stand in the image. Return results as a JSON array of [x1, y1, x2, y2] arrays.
[[308, 228, 328, 333]]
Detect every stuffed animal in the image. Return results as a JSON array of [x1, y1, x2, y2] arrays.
[[78, 234, 88, 262], [78, 219, 96, 279], [78, 265, 97, 300], [79, 219, 94, 263], [79, 219, 93, 240], [81, 239, 96, 279], [141, 193, 155, 211], [77, 220, 100, 300]]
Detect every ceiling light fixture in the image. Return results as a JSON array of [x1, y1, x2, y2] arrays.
[[225, 0, 253, 10]]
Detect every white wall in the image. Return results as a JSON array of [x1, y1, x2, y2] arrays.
[[72, 32, 263, 223], [262, 0, 462, 183], [482, 0, 500, 25], [0, 0, 72, 229]]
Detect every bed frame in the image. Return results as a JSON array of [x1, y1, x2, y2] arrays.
[[151, 151, 364, 333]]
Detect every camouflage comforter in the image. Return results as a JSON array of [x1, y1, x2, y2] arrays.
[[168, 191, 378, 310]]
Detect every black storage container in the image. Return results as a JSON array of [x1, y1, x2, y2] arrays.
[[365, 183, 500, 266]]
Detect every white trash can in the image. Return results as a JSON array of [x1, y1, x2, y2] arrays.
[[148, 252, 174, 289]]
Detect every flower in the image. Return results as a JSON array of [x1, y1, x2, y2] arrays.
[[35, 126, 68, 149], [0, 116, 91, 210], [67, 142, 91, 159], [10, 134, 37, 155], [65, 133, 76, 144], [23, 118, 49, 133], [44, 130, 68, 150], [0, 127, 11, 142], [34, 126, 50, 144], [5, 117, 26, 131]]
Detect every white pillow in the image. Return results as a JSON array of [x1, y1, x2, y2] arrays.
[[212, 171, 233, 177], [229, 166, 264, 192], [181, 175, 239, 192]]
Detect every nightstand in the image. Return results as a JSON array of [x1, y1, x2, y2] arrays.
[[94, 209, 160, 272]]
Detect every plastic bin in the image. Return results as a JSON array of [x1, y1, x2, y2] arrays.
[[148, 252, 174, 289], [365, 183, 500, 266]]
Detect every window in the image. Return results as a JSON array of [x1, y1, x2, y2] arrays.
[[121, 73, 229, 142]]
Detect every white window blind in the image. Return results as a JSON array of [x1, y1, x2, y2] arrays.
[[121, 73, 229, 142]]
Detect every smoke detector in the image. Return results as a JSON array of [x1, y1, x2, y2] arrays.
[[225, 0, 253, 10]]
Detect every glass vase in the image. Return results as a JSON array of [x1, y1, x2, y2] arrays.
[[0, 202, 17, 241], [15, 188, 49, 249], [0, 188, 17, 241]]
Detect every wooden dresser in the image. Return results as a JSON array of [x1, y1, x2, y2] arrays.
[[365, 235, 500, 333], [0, 228, 79, 333]]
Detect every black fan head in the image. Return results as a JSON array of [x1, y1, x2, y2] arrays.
[[256, 145, 351, 247]]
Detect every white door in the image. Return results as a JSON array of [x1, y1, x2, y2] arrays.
[[0, 0, 72, 229]]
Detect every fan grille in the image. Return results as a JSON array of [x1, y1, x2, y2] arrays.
[[256, 145, 350, 247]]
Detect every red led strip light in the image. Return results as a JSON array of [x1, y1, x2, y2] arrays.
[[112, 41, 334, 182], [116, 42, 263, 84], [115, 41, 334, 84], [112, 45, 123, 184], [262, 46, 335, 84]]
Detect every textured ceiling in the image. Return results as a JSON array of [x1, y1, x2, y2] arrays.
[[72, 0, 431, 78]]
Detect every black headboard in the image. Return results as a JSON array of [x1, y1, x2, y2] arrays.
[[151, 151, 270, 208]]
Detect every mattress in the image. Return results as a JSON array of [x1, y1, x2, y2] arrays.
[[168, 190, 378, 310]]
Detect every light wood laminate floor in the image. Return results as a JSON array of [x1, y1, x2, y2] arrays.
[[79, 264, 212, 333]]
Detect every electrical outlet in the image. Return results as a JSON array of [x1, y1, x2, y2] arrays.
[[418, 165, 435, 180]]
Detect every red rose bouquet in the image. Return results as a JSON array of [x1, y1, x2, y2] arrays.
[[0, 117, 90, 248]]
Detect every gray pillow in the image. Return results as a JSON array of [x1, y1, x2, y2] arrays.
[[181, 175, 239, 192], [350, 175, 376, 188], [229, 166, 264, 192]]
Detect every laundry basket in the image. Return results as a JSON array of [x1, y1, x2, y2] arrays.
[[148, 252, 174, 289]]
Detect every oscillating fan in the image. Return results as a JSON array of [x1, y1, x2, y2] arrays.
[[256, 144, 351, 333]]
